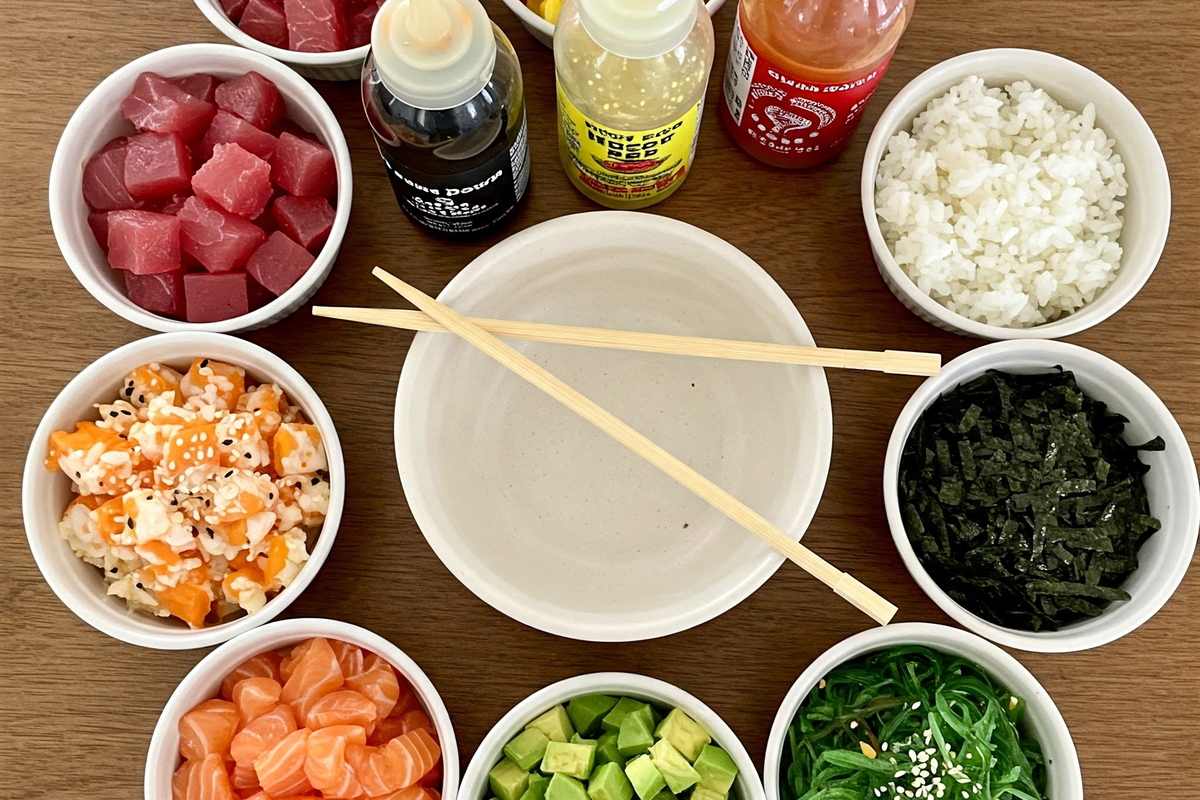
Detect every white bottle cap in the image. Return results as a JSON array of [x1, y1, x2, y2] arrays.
[[577, 0, 698, 60], [371, 0, 497, 110]]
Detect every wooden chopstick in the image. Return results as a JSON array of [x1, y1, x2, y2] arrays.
[[371, 268, 898, 626], [312, 306, 940, 377]]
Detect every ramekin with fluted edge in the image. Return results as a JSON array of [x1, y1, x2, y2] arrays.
[[460, 672, 764, 800], [144, 617, 460, 800], [22, 332, 345, 649], [49, 43, 353, 333], [193, 0, 368, 81], [862, 48, 1171, 339], [883, 340, 1199, 652], [501, 0, 727, 48], [764, 623, 1083, 800]]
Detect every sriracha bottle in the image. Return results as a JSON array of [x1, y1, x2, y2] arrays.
[[721, 0, 914, 169]]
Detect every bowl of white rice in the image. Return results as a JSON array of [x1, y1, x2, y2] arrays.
[[862, 49, 1170, 339]]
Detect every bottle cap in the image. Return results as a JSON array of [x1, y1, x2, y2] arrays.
[[576, 0, 698, 59], [371, 0, 497, 110]]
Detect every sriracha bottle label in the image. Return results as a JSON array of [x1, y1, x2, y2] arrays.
[[722, 10, 894, 162]]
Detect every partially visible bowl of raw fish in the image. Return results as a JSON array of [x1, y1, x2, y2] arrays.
[[500, 0, 727, 48]]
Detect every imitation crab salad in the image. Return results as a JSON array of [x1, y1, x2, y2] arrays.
[[44, 357, 329, 628]]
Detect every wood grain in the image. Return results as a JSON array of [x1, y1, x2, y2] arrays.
[[1, 1, 1197, 798]]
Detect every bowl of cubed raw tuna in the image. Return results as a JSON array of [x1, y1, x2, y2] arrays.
[[49, 43, 351, 332], [194, 0, 381, 82]]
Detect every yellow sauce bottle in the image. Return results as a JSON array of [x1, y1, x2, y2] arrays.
[[554, 0, 715, 209]]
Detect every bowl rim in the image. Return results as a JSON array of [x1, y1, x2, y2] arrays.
[[393, 210, 834, 642], [860, 47, 1171, 340], [459, 671, 764, 800], [21, 331, 346, 649], [48, 42, 353, 334], [143, 617, 460, 800], [192, 0, 371, 66], [882, 339, 1200, 652], [762, 622, 1083, 800]]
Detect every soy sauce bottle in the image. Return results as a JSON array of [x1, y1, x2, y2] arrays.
[[363, 0, 530, 238]]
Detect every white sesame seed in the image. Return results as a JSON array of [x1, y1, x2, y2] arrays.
[[882, 742, 889, 751], [895, 771, 907, 779], [850, 721, 858, 729], [912, 702, 921, 710]]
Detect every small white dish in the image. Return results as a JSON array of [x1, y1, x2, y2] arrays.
[[22, 332, 345, 649], [883, 340, 1199, 652], [501, 0, 727, 48], [49, 43, 353, 333], [764, 623, 1083, 800], [460, 672, 763, 800], [144, 617, 459, 800], [862, 48, 1171, 339], [395, 210, 832, 642]]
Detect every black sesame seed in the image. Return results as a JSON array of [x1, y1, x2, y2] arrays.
[[222, 439, 233, 446], [225, 470, 234, 479], [125, 386, 134, 397], [135, 582, 144, 589], [138, 395, 145, 404], [109, 411, 118, 418], [244, 452, 252, 459], [205, 527, 214, 536], [200, 359, 209, 369], [311, 477, 320, 486], [128, 518, 135, 529], [109, 567, 118, 574], [268, 493, 274, 500], [121, 409, 132, 416], [75, 471, 81, 478]]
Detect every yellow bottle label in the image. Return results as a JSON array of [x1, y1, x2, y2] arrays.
[[557, 80, 703, 208]]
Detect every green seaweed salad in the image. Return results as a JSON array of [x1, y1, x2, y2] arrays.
[[780, 646, 1046, 800], [899, 369, 1163, 631]]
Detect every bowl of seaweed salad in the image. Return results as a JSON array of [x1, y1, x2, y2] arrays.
[[885, 340, 1200, 653]]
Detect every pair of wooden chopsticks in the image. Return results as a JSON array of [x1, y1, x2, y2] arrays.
[[323, 269, 899, 626]]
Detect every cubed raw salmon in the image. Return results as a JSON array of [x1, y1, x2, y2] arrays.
[[239, 0, 289, 48], [107, 210, 181, 274], [178, 196, 267, 273], [124, 132, 193, 199], [83, 139, 140, 212], [246, 231, 315, 296], [125, 270, 186, 318], [185, 271, 251, 323], [202, 110, 280, 161], [121, 72, 216, 141], [216, 71, 286, 132], [272, 194, 335, 250], [285, 0, 347, 52], [271, 133, 336, 197], [193, 143, 274, 219]]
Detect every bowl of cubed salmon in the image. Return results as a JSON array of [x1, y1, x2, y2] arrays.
[[21, 331, 345, 649], [49, 43, 351, 333], [144, 617, 459, 800], [194, 0, 381, 82]]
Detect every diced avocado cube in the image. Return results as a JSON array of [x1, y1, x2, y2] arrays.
[[520, 776, 552, 800], [490, 758, 532, 800], [587, 762, 634, 800], [596, 732, 625, 767], [546, 773, 589, 800], [654, 709, 711, 762], [649, 739, 701, 794], [602, 698, 652, 734], [617, 713, 655, 757], [624, 755, 667, 800], [528, 705, 576, 743], [571, 733, 598, 747], [690, 788, 726, 800], [568, 694, 619, 736], [506, 728, 552, 771], [693, 745, 738, 794], [541, 741, 596, 780]]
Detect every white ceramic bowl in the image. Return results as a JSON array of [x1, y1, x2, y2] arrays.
[[49, 43, 353, 333], [145, 617, 460, 800], [861, 48, 1171, 339], [22, 332, 345, 649], [764, 623, 1083, 800], [193, 0, 368, 81], [883, 340, 1199, 652], [501, 0, 727, 48], [461, 672, 763, 800], [395, 211, 832, 642]]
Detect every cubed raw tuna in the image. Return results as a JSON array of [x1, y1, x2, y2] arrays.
[[126, 270, 187, 318], [170, 73, 220, 104], [185, 271, 251, 322], [143, 192, 191, 215], [107, 211, 181, 275], [239, 0, 288, 48], [121, 72, 216, 141], [271, 132, 336, 197], [178, 195, 267, 273], [272, 194, 335, 250], [192, 143, 274, 218], [247, 273, 275, 310], [348, 0, 381, 48], [201, 109, 279, 161], [88, 211, 110, 251], [285, 0, 347, 52], [219, 0, 250, 22], [124, 132, 193, 199], [246, 231, 315, 295], [82, 139, 140, 211], [215, 71, 286, 133]]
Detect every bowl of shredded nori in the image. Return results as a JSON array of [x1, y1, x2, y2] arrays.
[[885, 340, 1200, 652], [765, 623, 1082, 800]]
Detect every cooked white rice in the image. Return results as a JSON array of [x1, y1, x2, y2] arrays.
[[875, 76, 1127, 328]]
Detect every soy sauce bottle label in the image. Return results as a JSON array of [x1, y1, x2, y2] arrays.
[[379, 113, 530, 236]]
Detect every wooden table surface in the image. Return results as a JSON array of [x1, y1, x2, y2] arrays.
[[2, 1, 1197, 797]]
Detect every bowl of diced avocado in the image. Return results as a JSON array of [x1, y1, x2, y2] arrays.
[[461, 673, 764, 800]]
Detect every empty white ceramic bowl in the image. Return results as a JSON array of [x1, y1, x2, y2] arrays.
[[460, 672, 763, 800], [883, 340, 1199, 652], [49, 43, 353, 333], [501, 0, 727, 48], [395, 211, 832, 642], [764, 623, 1083, 800], [144, 617, 459, 800], [22, 332, 345, 649], [862, 48, 1171, 339], [193, 0, 368, 81]]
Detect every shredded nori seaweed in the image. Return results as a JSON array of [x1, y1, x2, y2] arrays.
[[899, 369, 1163, 632]]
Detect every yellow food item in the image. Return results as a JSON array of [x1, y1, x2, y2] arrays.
[[541, 0, 562, 23]]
